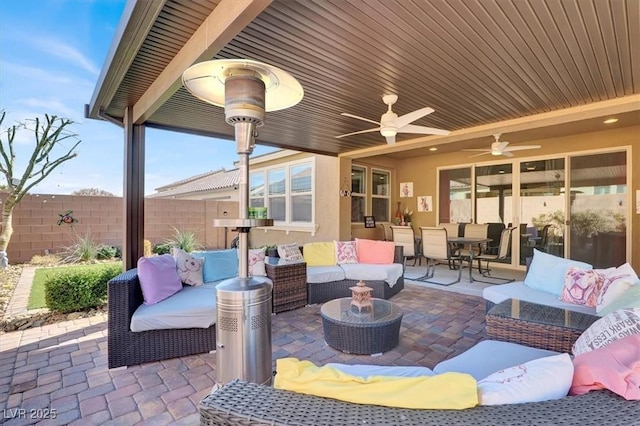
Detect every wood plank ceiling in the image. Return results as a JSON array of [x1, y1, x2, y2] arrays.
[[96, 0, 640, 157]]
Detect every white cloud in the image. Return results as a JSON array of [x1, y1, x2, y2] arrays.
[[30, 37, 100, 76]]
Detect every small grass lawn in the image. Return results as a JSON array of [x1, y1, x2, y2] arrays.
[[28, 263, 120, 310]]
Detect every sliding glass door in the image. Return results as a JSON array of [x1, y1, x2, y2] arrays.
[[438, 167, 472, 224], [437, 148, 629, 269], [568, 151, 627, 268], [519, 158, 566, 265]]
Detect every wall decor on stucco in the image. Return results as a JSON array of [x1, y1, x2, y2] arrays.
[[418, 196, 432, 212], [400, 182, 413, 197]]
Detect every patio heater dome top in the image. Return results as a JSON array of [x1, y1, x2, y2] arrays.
[[182, 59, 304, 112]]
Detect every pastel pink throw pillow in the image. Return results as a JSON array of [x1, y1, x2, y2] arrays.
[[355, 239, 395, 264], [560, 267, 605, 306], [570, 334, 640, 400], [137, 254, 183, 305], [334, 241, 358, 264]]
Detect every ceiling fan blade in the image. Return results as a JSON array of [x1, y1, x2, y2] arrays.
[[335, 127, 380, 138], [385, 135, 396, 144], [494, 141, 509, 152], [341, 113, 381, 126], [398, 124, 450, 136], [461, 148, 491, 152], [395, 107, 434, 129], [502, 151, 515, 157], [468, 152, 491, 158], [503, 145, 542, 152]]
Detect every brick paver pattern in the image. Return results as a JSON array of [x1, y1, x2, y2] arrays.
[[0, 284, 487, 425]]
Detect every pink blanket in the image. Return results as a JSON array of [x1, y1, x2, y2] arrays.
[[570, 334, 640, 400]]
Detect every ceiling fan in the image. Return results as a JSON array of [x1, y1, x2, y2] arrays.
[[462, 134, 541, 157], [335, 94, 450, 144]]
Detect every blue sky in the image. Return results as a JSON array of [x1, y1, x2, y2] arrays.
[[0, 0, 276, 196]]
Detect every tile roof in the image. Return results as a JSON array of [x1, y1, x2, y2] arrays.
[[148, 168, 239, 198]]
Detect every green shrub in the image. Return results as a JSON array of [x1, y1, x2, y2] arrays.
[[152, 242, 173, 255], [96, 245, 117, 260], [44, 263, 122, 313]]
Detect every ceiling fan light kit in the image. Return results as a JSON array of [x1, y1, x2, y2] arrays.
[[336, 94, 450, 144]]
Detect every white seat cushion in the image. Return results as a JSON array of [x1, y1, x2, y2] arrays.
[[306, 265, 346, 283], [483, 281, 598, 316], [340, 263, 403, 287], [131, 281, 220, 332], [433, 340, 560, 380]]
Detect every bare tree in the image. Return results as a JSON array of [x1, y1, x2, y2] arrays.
[[0, 111, 81, 265], [72, 188, 114, 196]]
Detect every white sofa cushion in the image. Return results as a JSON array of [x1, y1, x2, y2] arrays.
[[306, 265, 346, 284], [483, 281, 598, 315], [340, 263, 403, 287], [477, 353, 573, 405], [131, 281, 221, 332], [433, 340, 560, 380], [326, 363, 434, 378]]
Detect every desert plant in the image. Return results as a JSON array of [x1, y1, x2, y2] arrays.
[[44, 262, 122, 313], [60, 230, 102, 263], [165, 226, 203, 253], [143, 239, 152, 257], [0, 112, 81, 265]]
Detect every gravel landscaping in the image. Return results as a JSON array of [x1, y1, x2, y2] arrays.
[[0, 263, 108, 332]]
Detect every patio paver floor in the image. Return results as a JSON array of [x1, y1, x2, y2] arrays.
[[0, 283, 489, 425]]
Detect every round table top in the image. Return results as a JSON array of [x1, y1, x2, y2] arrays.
[[320, 298, 402, 326]]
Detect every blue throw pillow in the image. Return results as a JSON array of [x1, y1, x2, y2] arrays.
[[524, 249, 592, 296], [192, 249, 238, 283]]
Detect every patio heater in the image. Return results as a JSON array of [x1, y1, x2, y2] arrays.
[[182, 59, 303, 386]]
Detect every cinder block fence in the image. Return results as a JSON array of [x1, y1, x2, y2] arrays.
[[0, 193, 238, 264]]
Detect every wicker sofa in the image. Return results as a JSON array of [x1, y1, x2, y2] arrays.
[[199, 380, 638, 425], [267, 246, 404, 305], [307, 245, 405, 304], [270, 245, 405, 305], [107, 268, 218, 369], [107, 260, 302, 369]]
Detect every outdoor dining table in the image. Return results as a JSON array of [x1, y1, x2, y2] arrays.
[[414, 235, 492, 283], [447, 236, 492, 283]]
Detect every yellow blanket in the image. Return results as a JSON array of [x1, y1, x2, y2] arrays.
[[274, 358, 478, 409]]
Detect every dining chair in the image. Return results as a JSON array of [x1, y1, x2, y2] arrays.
[[473, 226, 516, 283], [381, 223, 393, 241], [440, 222, 461, 269], [458, 223, 489, 259], [391, 225, 420, 267], [440, 223, 460, 238], [415, 227, 462, 286]]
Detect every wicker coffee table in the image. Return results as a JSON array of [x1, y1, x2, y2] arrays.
[[320, 298, 402, 354], [486, 299, 599, 352]]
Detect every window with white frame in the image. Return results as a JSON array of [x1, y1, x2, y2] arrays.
[[350, 165, 391, 223], [371, 169, 390, 222], [351, 166, 366, 222], [250, 160, 314, 225]]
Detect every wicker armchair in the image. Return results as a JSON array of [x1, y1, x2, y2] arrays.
[[107, 269, 216, 369], [199, 380, 638, 426]]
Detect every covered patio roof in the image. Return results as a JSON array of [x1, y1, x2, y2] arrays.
[[88, 0, 640, 157], [87, 0, 640, 268]]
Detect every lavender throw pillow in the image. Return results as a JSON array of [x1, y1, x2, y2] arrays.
[[137, 254, 183, 305]]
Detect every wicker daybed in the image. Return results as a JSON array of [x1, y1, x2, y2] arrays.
[[199, 380, 639, 426]]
